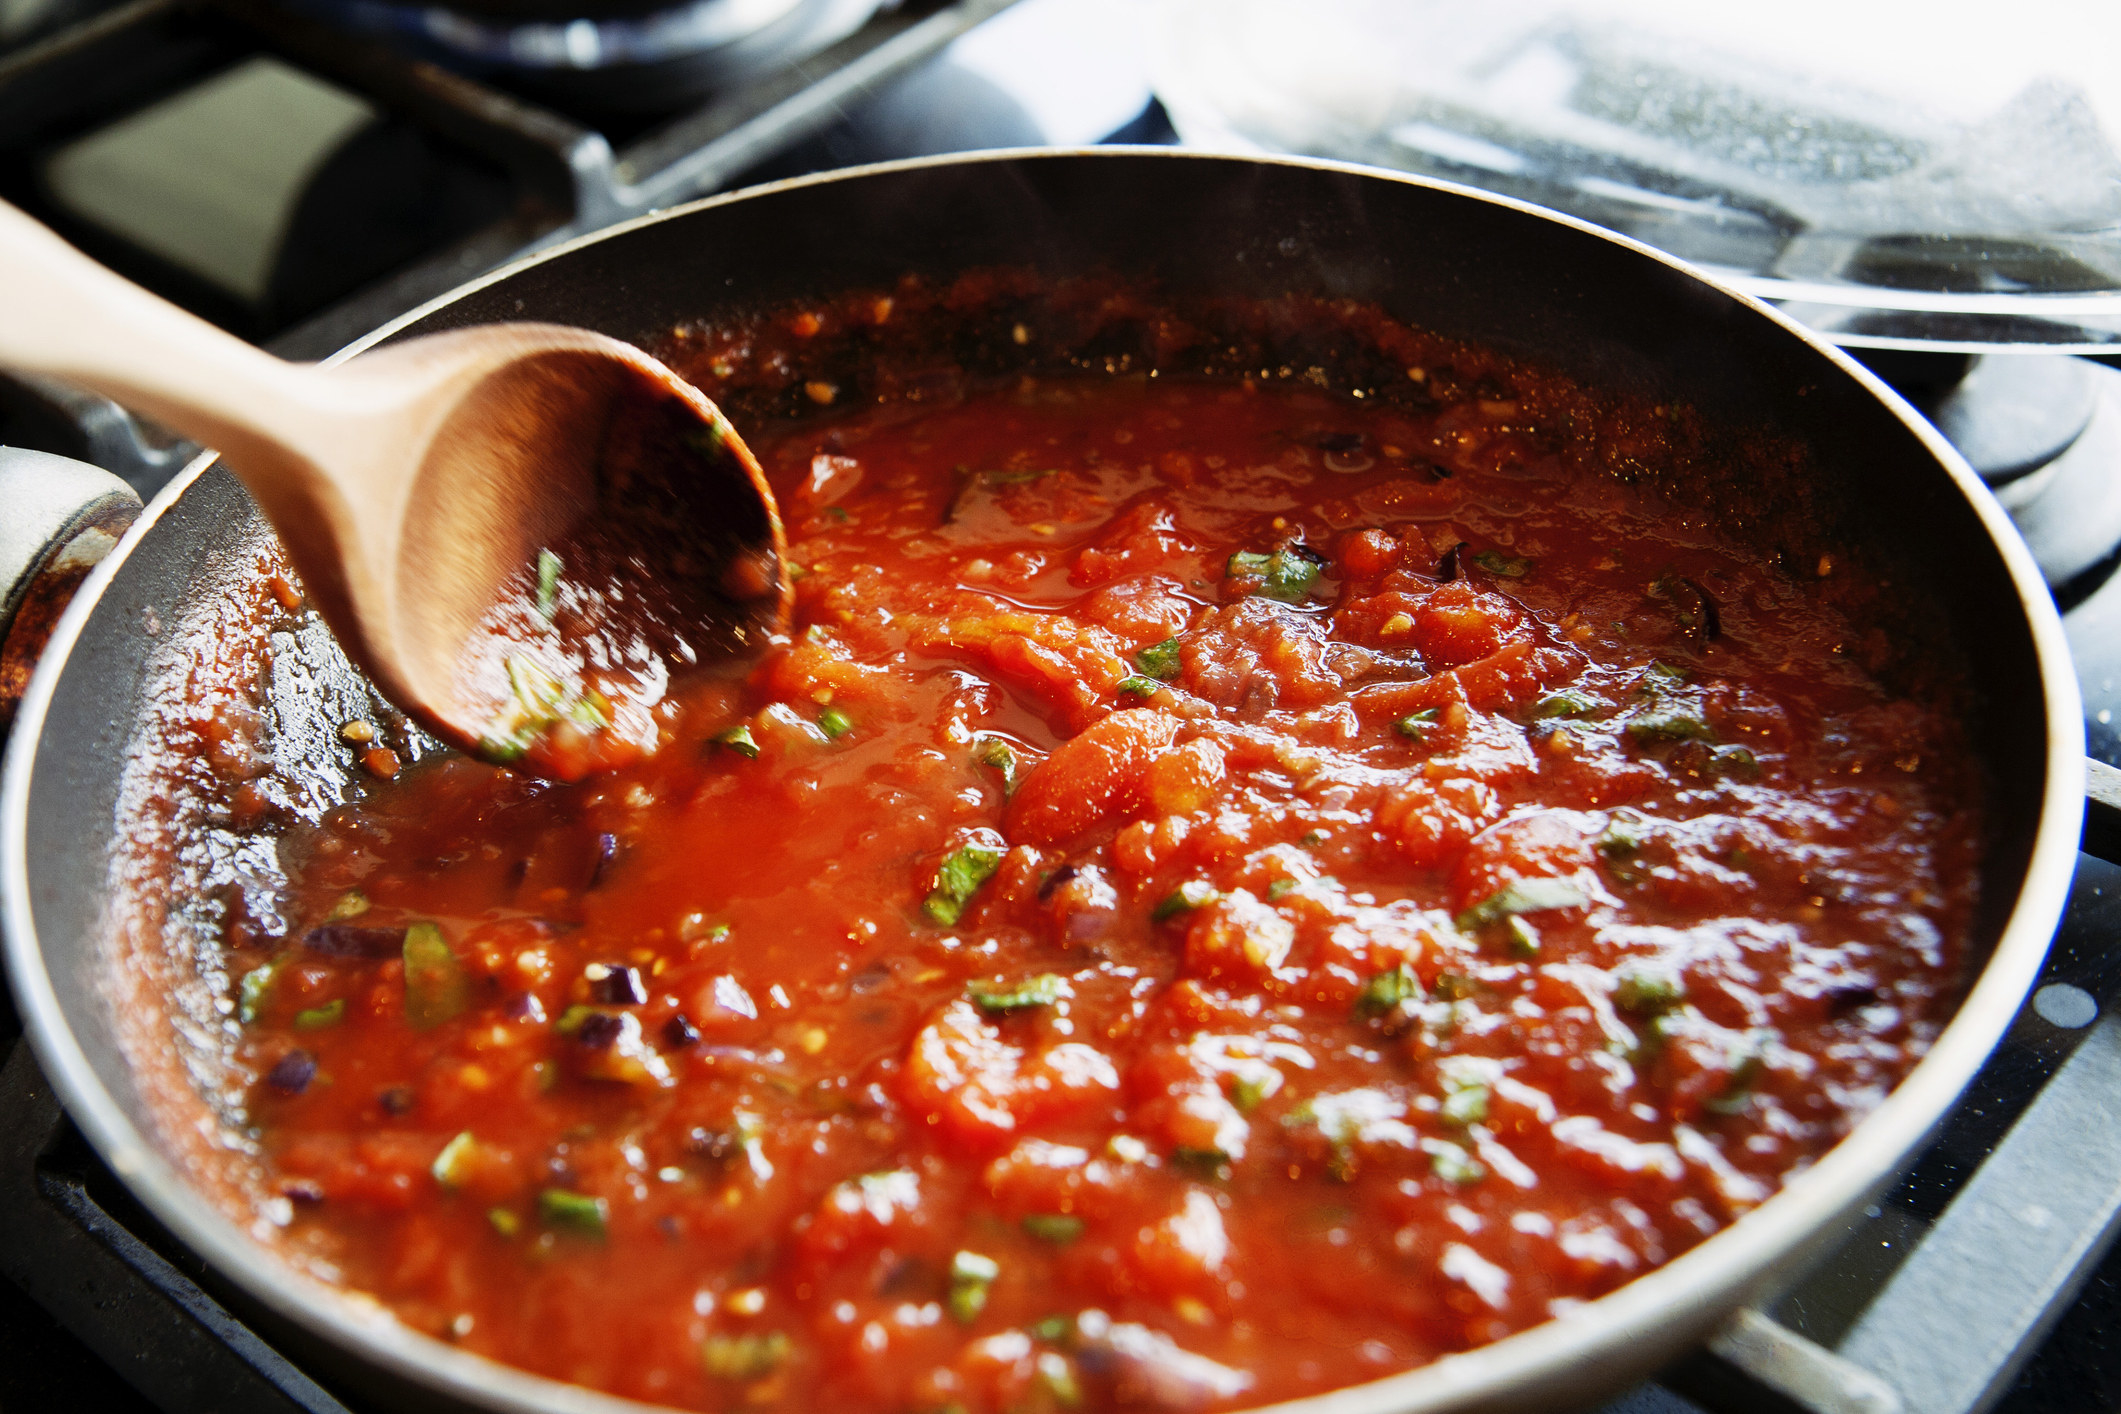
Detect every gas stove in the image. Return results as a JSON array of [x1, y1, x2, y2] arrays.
[[4, 4, 2121, 1412]]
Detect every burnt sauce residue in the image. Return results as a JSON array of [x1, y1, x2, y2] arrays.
[[123, 273, 1979, 1414]]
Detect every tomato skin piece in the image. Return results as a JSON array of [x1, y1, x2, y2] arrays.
[[1004, 709, 1181, 846]]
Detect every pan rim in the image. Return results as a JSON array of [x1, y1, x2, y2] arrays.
[[1, 146, 2088, 1414]]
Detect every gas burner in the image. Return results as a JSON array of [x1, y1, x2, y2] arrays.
[[288, 0, 883, 112]]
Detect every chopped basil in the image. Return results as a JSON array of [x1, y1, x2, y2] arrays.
[[534, 548, 562, 621], [1428, 1141, 1486, 1185], [925, 840, 1006, 926], [1226, 546, 1321, 602], [1533, 689, 1601, 720], [1229, 1071, 1279, 1113], [1356, 963, 1422, 1016], [537, 1187, 609, 1238], [703, 1331, 790, 1381], [431, 1130, 479, 1187], [948, 1250, 1000, 1323], [238, 960, 279, 1025], [715, 725, 760, 759], [970, 974, 1064, 1014], [1394, 708, 1439, 742], [294, 998, 346, 1030], [403, 921, 470, 1031], [818, 707, 854, 739], [1626, 710, 1715, 744], [1472, 549, 1531, 578], [1022, 1213, 1085, 1243], [1152, 880, 1220, 920], [1134, 637, 1182, 680], [480, 655, 609, 761], [1115, 675, 1162, 699], [1455, 877, 1589, 933]]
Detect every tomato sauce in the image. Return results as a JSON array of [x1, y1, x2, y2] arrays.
[[228, 291, 1978, 1414]]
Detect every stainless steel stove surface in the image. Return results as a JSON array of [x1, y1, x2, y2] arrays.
[[5, 4, 2121, 1412]]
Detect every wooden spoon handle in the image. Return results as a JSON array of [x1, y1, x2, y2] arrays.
[[0, 200, 326, 475]]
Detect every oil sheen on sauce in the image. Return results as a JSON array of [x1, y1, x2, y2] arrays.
[[233, 365, 1977, 1414]]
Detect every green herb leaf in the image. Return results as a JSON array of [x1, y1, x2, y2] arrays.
[[1712, 744, 1760, 778], [1152, 880, 1220, 921], [925, 840, 1006, 926], [487, 1207, 520, 1238], [970, 974, 1065, 1014], [431, 1130, 479, 1187], [1022, 1214, 1085, 1244], [818, 706, 854, 739], [1134, 637, 1182, 680], [975, 737, 1020, 792], [294, 998, 346, 1030], [1226, 547, 1322, 602], [1597, 812, 1644, 858], [1394, 708, 1439, 741], [1455, 877, 1589, 932], [534, 548, 562, 621], [1626, 710, 1715, 744], [948, 1250, 1001, 1324], [1266, 878, 1298, 901], [537, 1187, 609, 1238], [1229, 1070, 1279, 1113], [1472, 549, 1531, 578], [1533, 689, 1601, 720], [716, 724, 760, 759], [1115, 675, 1162, 699], [403, 921, 470, 1031], [703, 1331, 790, 1381]]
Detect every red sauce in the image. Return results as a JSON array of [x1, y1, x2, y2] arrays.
[[231, 322, 1977, 1412]]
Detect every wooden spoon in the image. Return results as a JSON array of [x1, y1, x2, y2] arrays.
[[0, 200, 789, 781]]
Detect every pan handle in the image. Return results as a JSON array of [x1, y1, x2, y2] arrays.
[[0, 445, 139, 737]]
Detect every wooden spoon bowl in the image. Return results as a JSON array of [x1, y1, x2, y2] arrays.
[[0, 202, 789, 779]]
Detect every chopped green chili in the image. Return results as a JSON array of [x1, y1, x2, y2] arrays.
[[431, 1131, 479, 1187], [1266, 878, 1298, 901], [534, 548, 562, 621], [537, 1188, 609, 1238], [702, 1331, 790, 1381], [1502, 914, 1541, 958], [1031, 1315, 1074, 1343], [1428, 1141, 1486, 1185], [1134, 637, 1183, 680], [1455, 876, 1590, 932], [715, 725, 760, 759], [1626, 710, 1715, 744], [818, 706, 854, 739], [925, 840, 1005, 926], [238, 960, 279, 1025], [1115, 675, 1162, 699], [1597, 812, 1644, 858], [1038, 1351, 1084, 1408], [1613, 963, 1685, 1015], [1441, 1082, 1490, 1128], [294, 998, 346, 1030], [1152, 880, 1220, 920], [1021, 1214, 1085, 1244], [1229, 1071, 1279, 1113], [403, 921, 470, 1031], [948, 1250, 1000, 1324], [970, 974, 1065, 1014], [487, 1207, 520, 1238], [1356, 963, 1422, 1017], [323, 889, 369, 922]]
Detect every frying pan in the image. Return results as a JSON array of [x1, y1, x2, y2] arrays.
[[0, 150, 2087, 1414]]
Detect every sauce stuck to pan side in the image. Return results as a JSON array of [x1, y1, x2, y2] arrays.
[[204, 281, 1978, 1414]]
